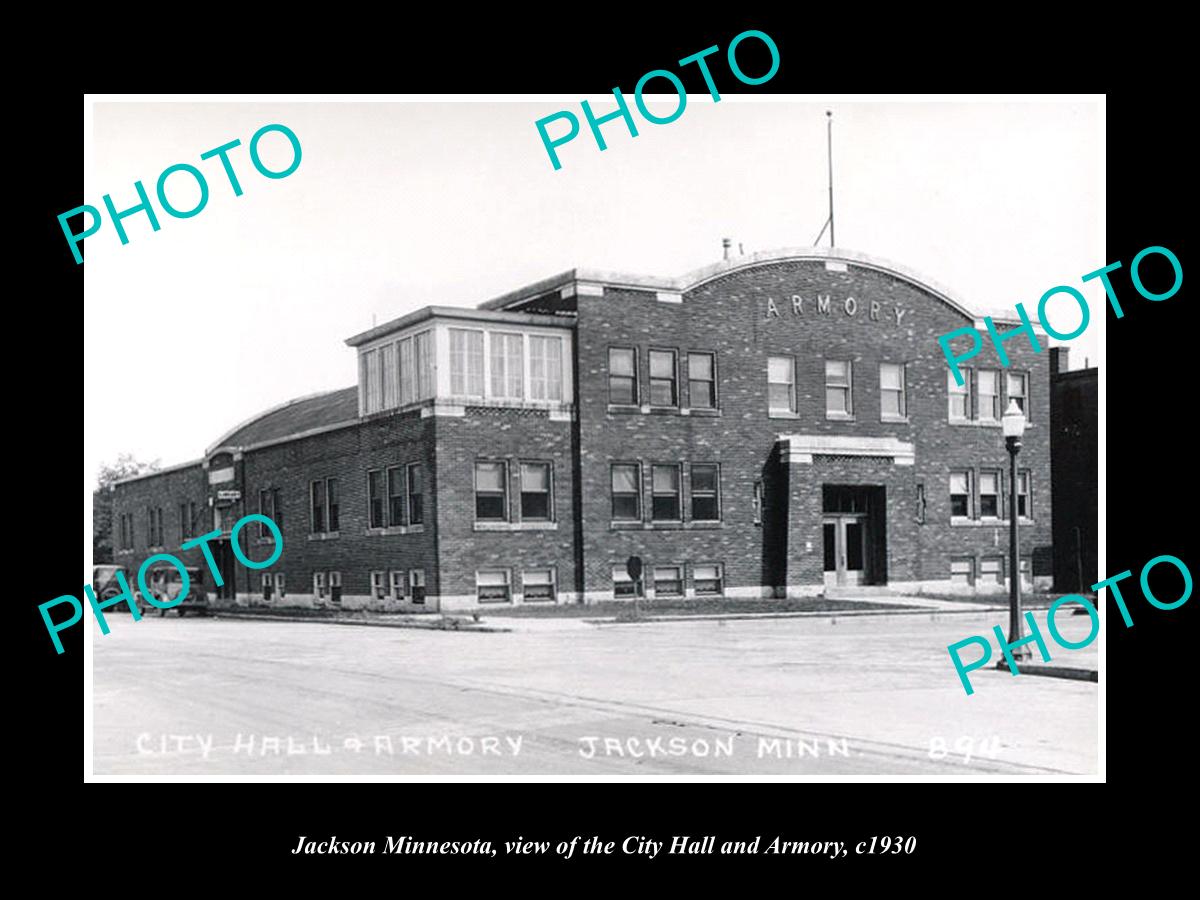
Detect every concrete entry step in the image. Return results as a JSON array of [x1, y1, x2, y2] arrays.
[[823, 586, 898, 599]]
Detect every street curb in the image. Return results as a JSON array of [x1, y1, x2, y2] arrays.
[[576, 605, 1055, 626], [211, 612, 511, 634], [1013, 664, 1098, 682]]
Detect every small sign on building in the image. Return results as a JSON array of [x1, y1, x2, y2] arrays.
[[216, 489, 242, 501]]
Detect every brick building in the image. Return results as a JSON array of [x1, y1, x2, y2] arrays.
[[109, 247, 1055, 611], [1049, 351, 1097, 593]]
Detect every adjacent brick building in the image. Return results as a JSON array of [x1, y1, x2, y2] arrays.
[[109, 248, 1056, 611], [1049, 349, 1097, 593]]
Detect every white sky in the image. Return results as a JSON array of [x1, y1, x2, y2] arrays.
[[84, 97, 1103, 482]]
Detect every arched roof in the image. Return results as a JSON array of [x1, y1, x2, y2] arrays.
[[206, 386, 358, 456]]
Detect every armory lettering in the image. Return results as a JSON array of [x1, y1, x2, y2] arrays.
[[43, 513, 282, 654], [764, 293, 909, 325]]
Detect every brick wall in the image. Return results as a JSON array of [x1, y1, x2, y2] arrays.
[[432, 407, 579, 608], [573, 258, 1053, 600]]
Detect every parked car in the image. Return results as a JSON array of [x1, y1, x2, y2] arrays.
[[92, 565, 131, 611], [136, 566, 210, 617]]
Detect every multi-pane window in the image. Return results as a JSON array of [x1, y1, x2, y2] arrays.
[[475, 461, 509, 521], [613, 566, 638, 599], [381, 342, 397, 409], [414, 330, 433, 399], [329, 571, 342, 604], [520, 462, 552, 520], [449, 328, 485, 397], [611, 463, 641, 520], [979, 471, 1000, 518], [694, 564, 723, 596], [310, 478, 338, 533], [362, 348, 382, 413], [1007, 372, 1028, 416], [529, 335, 564, 401], [687, 352, 716, 409], [648, 349, 678, 406], [275, 573, 286, 598], [313, 571, 326, 599], [1017, 471, 1031, 518], [327, 478, 339, 531], [951, 558, 975, 586], [179, 502, 189, 541], [407, 463, 423, 525], [981, 558, 1004, 585], [948, 369, 971, 420], [262, 573, 273, 600], [608, 347, 638, 404], [389, 570, 405, 599], [259, 488, 281, 539], [371, 571, 387, 600], [476, 569, 512, 603], [691, 464, 720, 521], [950, 471, 973, 518], [387, 466, 406, 526], [977, 369, 1000, 421], [768, 356, 795, 413], [825, 360, 853, 416], [880, 363, 906, 419], [522, 569, 556, 603], [398, 335, 415, 406], [409, 569, 426, 604], [651, 464, 681, 521], [490, 332, 524, 400], [367, 469, 385, 528], [147, 507, 154, 545], [155, 507, 164, 545], [653, 566, 683, 597]]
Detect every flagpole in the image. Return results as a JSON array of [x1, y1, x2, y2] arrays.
[[827, 110, 835, 248]]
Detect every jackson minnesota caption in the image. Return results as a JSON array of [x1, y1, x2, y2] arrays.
[[293, 835, 914, 858]]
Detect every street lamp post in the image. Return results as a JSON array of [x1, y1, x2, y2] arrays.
[[998, 400, 1030, 667]]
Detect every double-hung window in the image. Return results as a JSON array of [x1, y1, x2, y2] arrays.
[[950, 470, 973, 518], [687, 352, 716, 409], [611, 463, 641, 521], [520, 462, 552, 521], [825, 360, 853, 417], [690, 464, 720, 521], [768, 356, 795, 414], [649, 349, 677, 407], [978, 370, 1001, 422], [609, 347, 638, 404], [475, 461, 508, 521], [880, 362, 906, 419], [651, 464, 681, 521], [948, 369, 971, 421]]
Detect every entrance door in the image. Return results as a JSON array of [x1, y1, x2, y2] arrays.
[[822, 514, 866, 587], [215, 539, 237, 600]]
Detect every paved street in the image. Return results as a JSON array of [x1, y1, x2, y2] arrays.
[[92, 610, 1098, 776]]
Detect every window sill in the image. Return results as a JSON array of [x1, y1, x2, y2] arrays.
[[116, 549, 134, 556], [950, 518, 979, 527], [825, 412, 855, 422], [949, 418, 1005, 428], [307, 531, 341, 541], [474, 521, 558, 532], [880, 415, 909, 424], [768, 410, 800, 419], [647, 406, 679, 415], [610, 520, 723, 531], [681, 407, 721, 417], [607, 404, 642, 415], [365, 524, 425, 536]]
